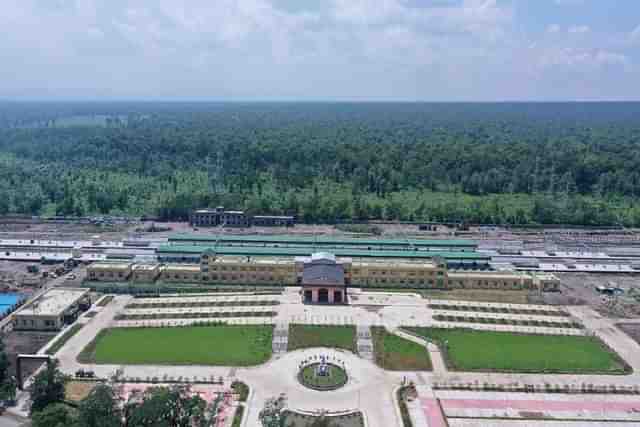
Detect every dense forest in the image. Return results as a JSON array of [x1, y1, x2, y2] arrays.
[[1, 101, 640, 226]]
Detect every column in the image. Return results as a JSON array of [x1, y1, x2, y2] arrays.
[[328, 289, 335, 304], [312, 288, 318, 303]]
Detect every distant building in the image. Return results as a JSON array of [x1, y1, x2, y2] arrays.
[[190, 207, 249, 228], [87, 262, 133, 281], [14, 288, 90, 331], [189, 207, 293, 228], [251, 215, 294, 227]]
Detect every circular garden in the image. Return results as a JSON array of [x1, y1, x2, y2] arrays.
[[298, 362, 348, 391]]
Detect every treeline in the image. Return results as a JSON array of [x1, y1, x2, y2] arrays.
[[0, 102, 639, 226]]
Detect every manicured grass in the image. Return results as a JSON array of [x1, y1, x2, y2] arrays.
[[405, 327, 629, 374], [371, 327, 431, 371], [288, 324, 357, 353], [282, 410, 364, 427], [96, 295, 114, 307], [231, 381, 249, 402], [81, 325, 273, 366], [46, 323, 83, 355], [299, 363, 347, 390], [231, 405, 244, 427]]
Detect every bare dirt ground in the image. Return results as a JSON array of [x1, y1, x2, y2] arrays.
[[0, 260, 61, 294], [65, 380, 98, 402], [0, 221, 132, 240], [2, 330, 57, 377], [554, 273, 640, 317]]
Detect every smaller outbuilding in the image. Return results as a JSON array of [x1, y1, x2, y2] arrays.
[[14, 288, 90, 331]]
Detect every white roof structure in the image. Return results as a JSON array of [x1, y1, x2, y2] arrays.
[[17, 288, 89, 317]]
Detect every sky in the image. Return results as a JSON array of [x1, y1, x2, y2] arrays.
[[1, 0, 639, 101]]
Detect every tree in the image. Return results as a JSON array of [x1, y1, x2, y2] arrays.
[[31, 403, 77, 427], [28, 359, 68, 414], [0, 336, 16, 404], [77, 383, 122, 427], [124, 385, 206, 427]]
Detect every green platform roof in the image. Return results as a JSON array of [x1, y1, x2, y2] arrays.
[[157, 244, 489, 260], [168, 234, 477, 248]]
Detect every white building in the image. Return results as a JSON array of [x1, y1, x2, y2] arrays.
[[14, 288, 90, 331]]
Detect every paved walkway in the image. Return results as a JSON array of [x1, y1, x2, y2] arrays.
[[272, 322, 289, 356], [16, 290, 640, 427], [392, 329, 447, 375], [357, 324, 373, 361]]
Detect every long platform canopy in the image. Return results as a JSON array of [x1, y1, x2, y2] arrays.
[[157, 244, 489, 261], [168, 234, 477, 249]]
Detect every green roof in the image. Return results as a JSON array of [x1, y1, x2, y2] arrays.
[[157, 245, 489, 260], [168, 234, 477, 248]]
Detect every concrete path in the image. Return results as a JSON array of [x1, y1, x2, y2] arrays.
[[356, 324, 373, 361], [272, 322, 289, 356], [27, 291, 640, 427], [568, 305, 640, 371]]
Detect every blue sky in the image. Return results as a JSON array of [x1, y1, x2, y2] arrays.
[[1, 0, 639, 101]]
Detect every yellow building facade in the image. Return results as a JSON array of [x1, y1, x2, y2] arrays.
[[87, 254, 559, 292]]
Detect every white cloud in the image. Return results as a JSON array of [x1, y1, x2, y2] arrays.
[[0, 0, 636, 100], [631, 25, 640, 42], [546, 24, 561, 34], [538, 47, 629, 69], [568, 25, 590, 34]]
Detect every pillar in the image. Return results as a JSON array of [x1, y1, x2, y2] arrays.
[[328, 289, 335, 304], [312, 288, 318, 303]]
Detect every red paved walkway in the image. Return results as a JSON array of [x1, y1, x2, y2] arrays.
[[440, 398, 640, 412], [421, 398, 448, 427]]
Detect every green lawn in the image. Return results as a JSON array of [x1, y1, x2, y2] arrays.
[[81, 325, 273, 366], [300, 364, 347, 389], [371, 327, 431, 371], [405, 327, 629, 374], [288, 324, 357, 353]]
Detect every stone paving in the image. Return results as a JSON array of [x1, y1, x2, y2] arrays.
[[11, 289, 640, 427], [356, 324, 373, 361], [272, 322, 289, 356], [433, 390, 640, 423]]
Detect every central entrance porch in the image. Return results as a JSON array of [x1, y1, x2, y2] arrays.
[[303, 286, 346, 304]]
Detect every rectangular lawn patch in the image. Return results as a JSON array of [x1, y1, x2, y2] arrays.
[[287, 324, 357, 353], [81, 325, 273, 366], [371, 327, 431, 371], [405, 327, 629, 374]]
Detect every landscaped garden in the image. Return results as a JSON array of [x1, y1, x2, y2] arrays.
[[281, 410, 364, 427], [429, 303, 569, 317], [371, 327, 431, 371], [288, 324, 357, 353], [96, 295, 114, 307], [126, 300, 279, 309], [298, 363, 348, 391], [114, 311, 276, 321], [79, 325, 273, 366], [432, 314, 583, 329], [405, 327, 629, 374]]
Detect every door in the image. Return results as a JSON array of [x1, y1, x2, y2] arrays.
[[334, 290, 342, 303], [318, 288, 329, 303]]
